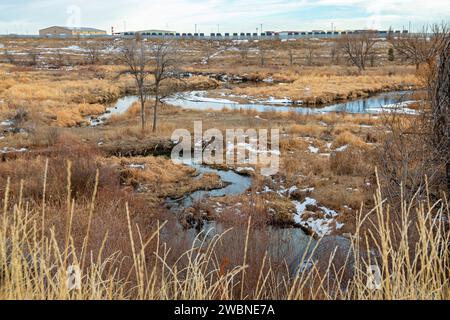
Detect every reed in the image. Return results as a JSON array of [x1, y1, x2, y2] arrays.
[[0, 164, 448, 300]]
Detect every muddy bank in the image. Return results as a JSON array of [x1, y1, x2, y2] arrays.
[[99, 138, 175, 157], [300, 84, 419, 106], [180, 71, 287, 84]]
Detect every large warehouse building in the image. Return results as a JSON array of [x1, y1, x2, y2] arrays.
[[39, 26, 107, 37]]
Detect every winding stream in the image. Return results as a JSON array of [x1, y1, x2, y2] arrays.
[[166, 161, 252, 211], [164, 90, 417, 114], [163, 160, 315, 272], [89, 95, 141, 126], [89, 89, 416, 126], [94, 90, 411, 269]]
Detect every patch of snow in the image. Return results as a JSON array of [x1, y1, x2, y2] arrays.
[[64, 45, 86, 52], [335, 145, 348, 152], [127, 164, 145, 170], [179, 91, 239, 104], [288, 186, 298, 195], [293, 197, 317, 224], [0, 120, 14, 127], [256, 96, 293, 105], [292, 197, 342, 237], [367, 101, 418, 115], [308, 146, 319, 154], [236, 167, 255, 173], [0, 147, 28, 154]]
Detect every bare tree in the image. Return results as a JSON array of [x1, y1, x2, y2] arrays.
[[201, 41, 217, 65], [304, 41, 318, 66], [378, 32, 450, 203], [238, 41, 250, 62], [149, 41, 180, 132], [377, 110, 434, 203], [340, 31, 378, 71], [3, 49, 15, 64], [86, 42, 101, 65], [330, 41, 341, 65], [118, 39, 152, 131], [430, 36, 450, 193], [54, 49, 65, 68], [391, 24, 449, 70], [258, 42, 267, 66], [287, 44, 295, 66], [27, 50, 39, 66]]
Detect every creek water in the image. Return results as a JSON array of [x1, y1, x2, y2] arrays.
[[93, 90, 408, 269], [163, 90, 416, 114], [163, 160, 316, 273], [89, 90, 416, 126], [166, 161, 252, 211]]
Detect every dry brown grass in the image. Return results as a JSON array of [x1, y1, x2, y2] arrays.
[[0, 73, 121, 126], [333, 131, 368, 149], [289, 124, 327, 137], [106, 156, 223, 201], [0, 167, 448, 299], [232, 73, 419, 105]]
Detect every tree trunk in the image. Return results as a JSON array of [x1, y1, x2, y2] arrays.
[[431, 38, 450, 193], [153, 94, 158, 133], [447, 162, 450, 193], [139, 88, 145, 132]]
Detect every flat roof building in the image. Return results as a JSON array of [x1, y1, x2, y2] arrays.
[[39, 26, 107, 37]]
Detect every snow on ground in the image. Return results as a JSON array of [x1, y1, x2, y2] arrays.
[[201, 50, 224, 64], [335, 145, 348, 152], [0, 147, 28, 154], [367, 101, 418, 115], [232, 40, 249, 44], [127, 164, 145, 170], [254, 96, 295, 105], [308, 146, 319, 154], [178, 91, 239, 104], [225, 141, 281, 158], [64, 45, 86, 52], [236, 167, 255, 173], [292, 197, 343, 237], [0, 120, 14, 127]]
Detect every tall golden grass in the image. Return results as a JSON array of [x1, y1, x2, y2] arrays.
[[0, 164, 448, 300]]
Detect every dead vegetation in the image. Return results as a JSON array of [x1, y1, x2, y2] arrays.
[[0, 33, 448, 300]]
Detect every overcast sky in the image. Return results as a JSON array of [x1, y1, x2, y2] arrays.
[[0, 0, 449, 34]]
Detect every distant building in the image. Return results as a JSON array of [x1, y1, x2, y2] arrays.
[[39, 26, 107, 37], [114, 29, 176, 36]]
